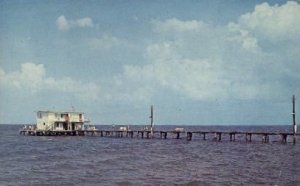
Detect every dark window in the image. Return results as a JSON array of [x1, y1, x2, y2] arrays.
[[37, 112, 42, 118]]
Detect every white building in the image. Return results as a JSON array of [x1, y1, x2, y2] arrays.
[[36, 111, 85, 131]]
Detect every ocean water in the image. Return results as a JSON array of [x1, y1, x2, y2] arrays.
[[0, 124, 299, 186]]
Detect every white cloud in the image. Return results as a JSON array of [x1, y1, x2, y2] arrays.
[[44, 77, 100, 100], [56, 15, 70, 31], [114, 1, 300, 102], [227, 23, 259, 50], [0, 63, 101, 100], [121, 41, 265, 101], [76, 17, 93, 27], [56, 15, 94, 31], [12, 1, 297, 105], [152, 18, 206, 33], [0, 63, 45, 91], [237, 1, 300, 41]]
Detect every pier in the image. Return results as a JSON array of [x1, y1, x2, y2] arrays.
[[19, 128, 299, 144], [19, 95, 298, 144]]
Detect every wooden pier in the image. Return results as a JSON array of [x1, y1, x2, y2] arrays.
[[19, 129, 299, 144], [19, 95, 299, 144], [185, 131, 298, 143]]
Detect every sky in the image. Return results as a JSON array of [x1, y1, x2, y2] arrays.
[[0, 0, 299, 125]]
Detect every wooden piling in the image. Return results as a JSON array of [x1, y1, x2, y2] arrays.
[[262, 134, 269, 143], [187, 132, 192, 141], [176, 132, 180, 139], [217, 132, 221, 141], [213, 132, 222, 141], [138, 131, 144, 138], [160, 132, 167, 139], [146, 131, 150, 139], [229, 133, 235, 141], [127, 131, 133, 138], [246, 133, 252, 142], [281, 134, 287, 143]]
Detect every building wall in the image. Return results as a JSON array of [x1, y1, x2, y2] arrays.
[[69, 113, 84, 122], [36, 111, 85, 130], [37, 112, 53, 130]]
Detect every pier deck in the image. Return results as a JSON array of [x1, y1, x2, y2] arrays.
[[19, 129, 299, 144]]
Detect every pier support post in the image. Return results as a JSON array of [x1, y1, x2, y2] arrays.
[[146, 131, 150, 139], [293, 135, 296, 145], [230, 133, 233, 141], [246, 133, 252, 142], [141, 131, 144, 138], [160, 132, 167, 139], [187, 132, 192, 141], [218, 132, 221, 141], [128, 131, 133, 138], [281, 134, 287, 143], [262, 134, 269, 143], [214, 132, 221, 141], [176, 132, 180, 139]]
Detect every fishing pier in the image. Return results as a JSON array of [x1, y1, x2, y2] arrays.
[[19, 95, 298, 144], [19, 128, 299, 144]]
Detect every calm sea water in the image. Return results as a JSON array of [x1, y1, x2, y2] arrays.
[[0, 124, 299, 186]]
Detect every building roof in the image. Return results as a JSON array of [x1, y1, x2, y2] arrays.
[[37, 110, 84, 114]]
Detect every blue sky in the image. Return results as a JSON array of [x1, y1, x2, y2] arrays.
[[0, 0, 299, 125]]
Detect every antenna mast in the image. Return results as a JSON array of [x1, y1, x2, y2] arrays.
[[150, 105, 154, 137], [292, 95, 297, 144]]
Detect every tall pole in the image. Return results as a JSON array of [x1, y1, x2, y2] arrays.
[[292, 95, 297, 144], [150, 105, 154, 137]]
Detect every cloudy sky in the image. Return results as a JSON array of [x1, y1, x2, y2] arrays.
[[0, 0, 299, 125]]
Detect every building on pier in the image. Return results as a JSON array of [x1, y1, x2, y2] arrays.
[[36, 111, 85, 131]]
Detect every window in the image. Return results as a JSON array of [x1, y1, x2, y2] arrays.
[[37, 112, 42, 119], [61, 114, 68, 118]]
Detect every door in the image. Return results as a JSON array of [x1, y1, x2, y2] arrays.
[[63, 122, 68, 130]]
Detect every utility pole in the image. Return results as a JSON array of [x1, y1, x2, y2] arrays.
[[150, 105, 154, 137], [292, 95, 297, 144]]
